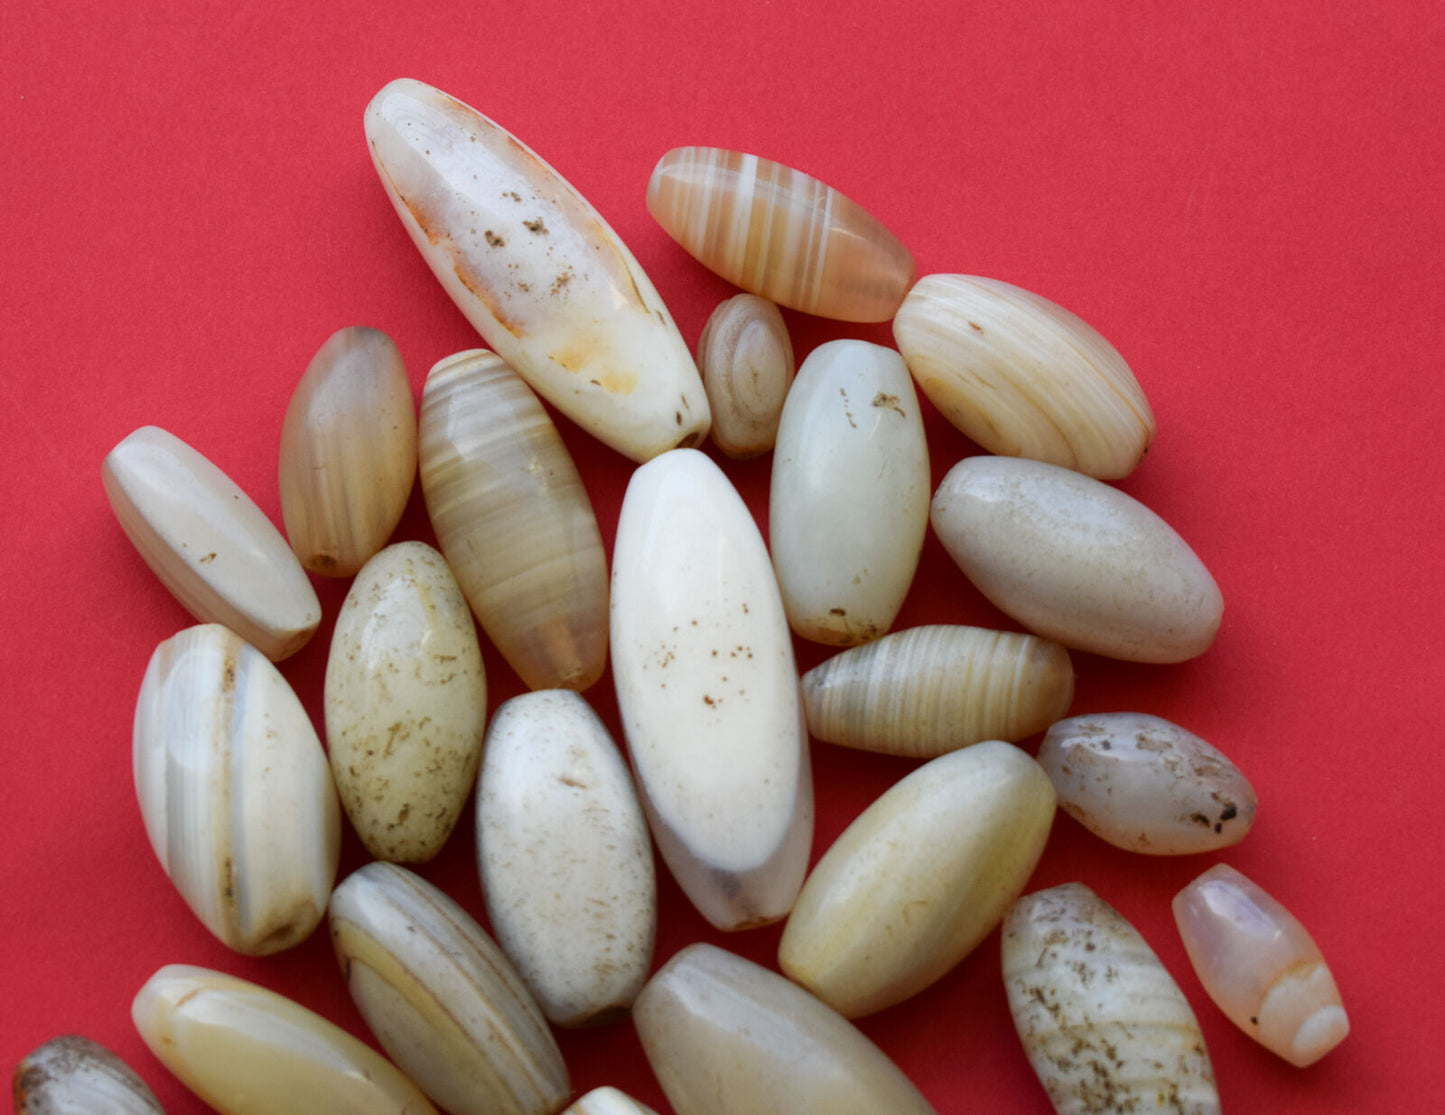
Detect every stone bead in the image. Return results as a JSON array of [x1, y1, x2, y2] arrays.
[[1173, 864, 1349, 1067], [325, 541, 486, 862], [13, 1034, 165, 1114], [561, 1089, 660, 1115], [696, 293, 794, 459], [931, 455, 1223, 662], [278, 325, 416, 577], [1038, 712, 1257, 853], [647, 146, 916, 322], [366, 79, 708, 462], [102, 426, 320, 661]]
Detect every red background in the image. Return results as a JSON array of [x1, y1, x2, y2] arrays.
[[2, 2, 1440, 1111]]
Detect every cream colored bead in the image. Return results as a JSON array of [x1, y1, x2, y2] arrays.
[[696, 293, 794, 459], [13, 1034, 164, 1114]]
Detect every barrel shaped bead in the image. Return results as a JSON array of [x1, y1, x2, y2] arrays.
[[696, 293, 794, 459], [770, 340, 930, 645], [325, 542, 487, 862], [930, 456, 1223, 662], [419, 350, 608, 691], [133, 624, 340, 955], [102, 426, 320, 661], [1173, 864, 1348, 1067], [894, 274, 1155, 480], [647, 146, 916, 323], [610, 449, 812, 931], [477, 690, 657, 1027], [13, 1035, 165, 1114], [278, 326, 416, 577], [365, 78, 708, 462]]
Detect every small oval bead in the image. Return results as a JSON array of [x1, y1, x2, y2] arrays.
[[13, 1034, 165, 1114], [477, 690, 656, 1027], [419, 349, 609, 691], [366, 79, 708, 462], [894, 274, 1156, 480], [561, 1088, 660, 1115], [647, 146, 916, 323], [132, 965, 438, 1115], [780, 741, 1056, 1018], [611, 449, 812, 931], [133, 624, 340, 955], [1003, 883, 1220, 1115], [770, 340, 930, 645], [633, 944, 936, 1115], [278, 326, 416, 577], [329, 863, 570, 1115], [1173, 864, 1349, 1067], [102, 426, 320, 661], [801, 624, 1074, 758], [1038, 712, 1257, 854], [931, 456, 1223, 662], [696, 294, 794, 458], [325, 541, 487, 862]]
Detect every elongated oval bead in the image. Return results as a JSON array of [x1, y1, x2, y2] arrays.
[[329, 863, 570, 1115], [561, 1088, 659, 1115], [770, 340, 930, 645], [133, 625, 340, 955], [13, 1034, 165, 1114], [780, 741, 1055, 1017], [132, 965, 438, 1115], [102, 426, 320, 661], [802, 624, 1073, 758], [1038, 712, 1257, 854], [633, 944, 935, 1115], [931, 456, 1223, 662], [419, 350, 608, 691], [611, 449, 812, 930], [366, 79, 708, 462], [478, 690, 656, 1027], [1173, 864, 1349, 1067], [894, 275, 1156, 479], [326, 542, 486, 862], [1003, 883, 1220, 1115], [646, 147, 916, 323], [278, 326, 416, 577], [696, 293, 794, 459]]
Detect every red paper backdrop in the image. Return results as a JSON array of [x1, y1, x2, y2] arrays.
[[2, 2, 1440, 1112]]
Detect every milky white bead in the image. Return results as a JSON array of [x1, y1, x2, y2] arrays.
[[560, 1088, 660, 1115], [103, 426, 320, 661], [780, 741, 1055, 1017], [1174, 864, 1348, 1067], [611, 449, 812, 930], [13, 1034, 164, 1114], [1038, 712, 1256, 854], [366, 79, 708, 462], [329, 863, 570, 1115], [634, 944, 935, 1115], [132, 965, 439, 1114], [477, 690, 656, 1027], [133, 624, 340, 955], [1003, 883, 1220, 1115], [931, 456, 1223, 662], [325, 541, 486, 863], [770, 340, 930, 645]]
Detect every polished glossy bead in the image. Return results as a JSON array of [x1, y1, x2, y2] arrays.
[[561, 1088, 660, 1115], [931, 456, 1223, 662], [133, 625, 340, 955], [13, 1034, 165, 1114], [366, 79, 708, 462], [278, 326, 416, 577], [1003, 883, 1220, 1115], [102, 426, 320, 661], [1174, 864, 1348, 1067], [770, 340, 930, 645], [633, 944, 936, 1115], [696, 293, 794, 459], [611, 449, 812, 930], [326, 542, 486, 862], [419, 349, 608, 691], [647, 146, 916, 322], [894, 274, 1155, 480], [1038, 712, 1257, 854], [801, 625, 1074, 758]]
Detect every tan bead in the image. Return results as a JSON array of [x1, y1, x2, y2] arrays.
[[696, 294, 794, 458], [278, 326, 416, 577], [647, 146, 916, 323]]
